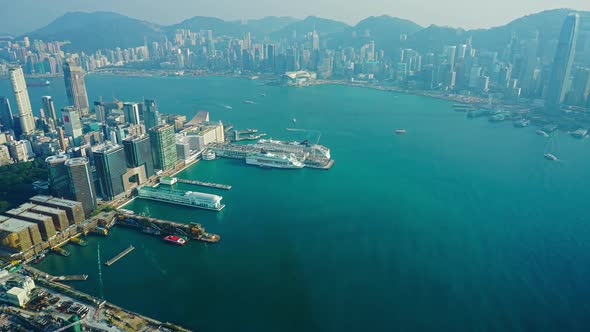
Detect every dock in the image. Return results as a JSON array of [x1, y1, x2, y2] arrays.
[[105, 245, 135, 267], [175, 178, 232, 190], [50, 275, 89, 282]]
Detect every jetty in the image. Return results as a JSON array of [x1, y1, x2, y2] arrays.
[[175, 178, 232, 190], [105, 245, 135, 267], [23, 264, 88, 282]]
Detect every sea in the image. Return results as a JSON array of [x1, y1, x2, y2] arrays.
[[1, 75, 590, 331]]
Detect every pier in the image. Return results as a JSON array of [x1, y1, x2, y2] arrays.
[[175, 178, 232, 190], [116, 212, 220, 243], [51, 275, 89, 281], [105, 245, 135, 267]]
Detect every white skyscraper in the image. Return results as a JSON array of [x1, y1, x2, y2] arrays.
[[61, 106, 83, 145], [9, 66, 35, 136]]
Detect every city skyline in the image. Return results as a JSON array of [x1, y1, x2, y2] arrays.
[[1, 1, 590, 36]]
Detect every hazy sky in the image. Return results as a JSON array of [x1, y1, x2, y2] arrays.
[[1, 0, 589, 35]]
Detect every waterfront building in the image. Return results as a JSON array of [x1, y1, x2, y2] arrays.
[[66, 157, 97, 216], [149, 123, 177, 171], [46, 154, 70, 198], [41, 96, 58, 126], [30, 195, 85, 225], [123, 135, 154, 178], [546, 13, 579, 109], [29, 205, 69, 232], [93, 144, 127, 200], [5, 204, 57, 240], [123, 102, 140, 125], [0, 217, 42, 252], [8, 66, 35, 136], [143, 99, 161, 130], [63, 59, 90, 113], [0, 97, 13, 132], [61, 106, 83, 146]]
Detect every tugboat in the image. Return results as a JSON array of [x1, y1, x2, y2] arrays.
[[163, 235, 187, 246], [544, 153, 558, 161]]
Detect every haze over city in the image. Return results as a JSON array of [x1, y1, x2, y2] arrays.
[[1, 0, 590, 35]]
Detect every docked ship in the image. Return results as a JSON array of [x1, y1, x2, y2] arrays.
[[254, 139, 331, 159], [163, 235, 187, 246], [138, 186, 225, 211], [26, 80, 50, 87], [246, 150, 304, 169], [202, 149, 216, 160]]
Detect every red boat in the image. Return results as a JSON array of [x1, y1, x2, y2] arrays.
[[162, 235, 187, 246]]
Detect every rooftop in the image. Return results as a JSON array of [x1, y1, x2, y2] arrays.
[[65, 157, 89, 167], [0, 218, 36, 233]]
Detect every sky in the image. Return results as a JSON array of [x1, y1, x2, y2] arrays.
[[0, 0, 589, 35]]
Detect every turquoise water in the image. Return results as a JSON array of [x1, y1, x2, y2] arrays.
[[2, 76, 590, 331]]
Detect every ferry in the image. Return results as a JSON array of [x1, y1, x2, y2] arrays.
[[246, 150, 304, 169], [138, 186, 225, 211], [395, 129, 407, 134], [513, 119, 530, 128], [536, 130, 549, 137], [255, 138, 331, 159], [26, 80, 50, 87], [163, 235, 187, 246], [243, 100, 255, 105], [202, 149, 216, 160], [544, 153, 558, 161]]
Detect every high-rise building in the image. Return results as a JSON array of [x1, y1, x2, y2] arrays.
[[93, 144, 127, 200], [41, 96, 58, 126], [0, 97, 13, 132], [123, 102, 140, 125], [94, 101, 106, 123], [546, 13, 580, 109], [61, 106, 83, 145], [149, 123, 177, 171], [8, 66, 35, 136], [65, 157, 97, 216], [123, 135, 154, 178], [143, 99, 161, 130], [6, 140, 34, 162], [46, 154, 70, 198], [63, 59, 90, 113]]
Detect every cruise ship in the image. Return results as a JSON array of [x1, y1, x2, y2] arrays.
[[246, 150, 304, 169], [254, 139, 331, 159], [138, 186, 225, 211]]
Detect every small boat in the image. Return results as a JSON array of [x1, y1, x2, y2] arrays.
[[223, 105, 233, 109], [536, 130, 549, 137], [292, 118, 297, 123], [26, 80, 50, 87], [259, 93, 267, 97], [163, 235, 187, 246], [243, 100, 255, 105], [142, 227, 161, 236], [570, 128, 588, 139], [395, 129, 407, 134], [32, 252, 46, 264], [544, 153, 558, 161], [513, 119, 530, 128]]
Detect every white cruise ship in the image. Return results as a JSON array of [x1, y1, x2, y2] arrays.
[[255, 139, 331, 159], [138, 187, 225, 211], [246, 150, 304, 169]]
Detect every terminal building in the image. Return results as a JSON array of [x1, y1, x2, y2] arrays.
[[30, 196, 85, 225], [5, 204, 56, 241], [0, 216, 42, 252], [29, 205, 69, 231]]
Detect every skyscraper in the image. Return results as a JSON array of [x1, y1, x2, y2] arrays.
[[41, 96, 58, 125], [0, 97, 14, 132], [46, 154, 70, 199], [65, 157, 97, 216], [61, 106, 83, 145], [143, 99, 161, 130], [546, 13, 580, 109], [8, 66, 35, 136], [149, 123, 177, 171], [123, 135, 154, 178], [63, 59, 90, 113], [93, 144, 127, 200], [123, 102, 140, 125]]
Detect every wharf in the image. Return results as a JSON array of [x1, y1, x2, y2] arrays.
[[104, 245, 135, 267], [175, 177, 232, 190], [23, 264, 88, 282], [117, 212, 220, 243]]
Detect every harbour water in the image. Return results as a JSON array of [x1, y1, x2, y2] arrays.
[[2, 76, 590, 331]]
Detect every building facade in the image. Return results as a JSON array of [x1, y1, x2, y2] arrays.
[[66, 157, 97, 216], [8, 67, 35, 136], [149, 124, 177, 171]]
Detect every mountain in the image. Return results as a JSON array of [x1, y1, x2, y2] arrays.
[[26, 11, 163, 53], [166, 16, 242, 37], [238, 16, 300, 37], [328, 15, 423, 55], [271, 16, 350, 40]]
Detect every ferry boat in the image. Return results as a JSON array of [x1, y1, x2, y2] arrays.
[[246, 150, 304, 169], [255, 139, 331, 159], [544, 153, 558, 161], [138, 186, 225, 211], [163, 235, 187, 246], [536, 130, 549, 137], [26, 80, 50, 87], [395, 129, 407, 134], [513, 119, 530, 128], [202, 149, 216, 160]]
